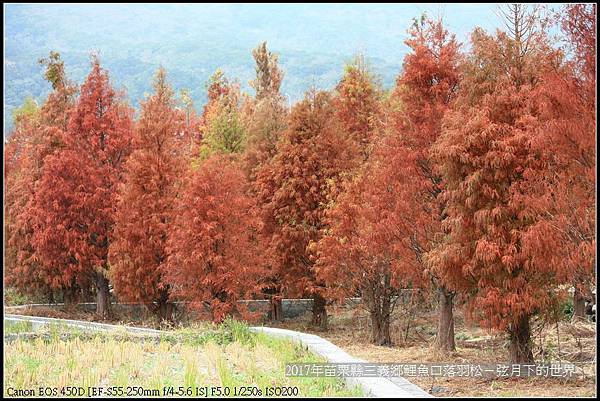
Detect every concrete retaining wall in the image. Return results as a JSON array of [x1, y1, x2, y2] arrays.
[[5, 313, 163, 335], [5, 297, 363, 321]]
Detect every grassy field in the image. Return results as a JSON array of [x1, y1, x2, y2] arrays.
[[5, 319, 34, 334], [3, 319, 363, 398], [6, 299, 596, 397]]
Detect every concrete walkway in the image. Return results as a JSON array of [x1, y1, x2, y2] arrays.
[[4, 314, 431, 398], [252, 326, 431, 398]]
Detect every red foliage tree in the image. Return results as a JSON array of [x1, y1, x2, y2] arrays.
[[4, 110, 49, 298], [523, 4, 596, 318], [243, 42, 288, 321], [314, 134, 427, 344], [561, 4, 596, 83], [256, 90, 357, 329], [163, 155, 265, 322], [393, 16, 462, 352], [312, 56, 394, 343], [109, 67, 185, 321], [30, 57, 133, 318], [5, 52, 78, 302], [430, 9, 569, 362]]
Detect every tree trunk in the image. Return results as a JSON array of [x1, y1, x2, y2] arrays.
[[82, 285, 93, 302], [63, 286, 78, 307], [311, 292, 328, 330], [270, 296, 283, 322], [158, 301, 174, 322], [156, 289, 174, 322], [508, 314, 534, 364], [435, 287, 456, 352], [572, 286, 587, 320], [371, 297, 392, 346], [95, 272, 110, 319], [47, 290, 55, 304]]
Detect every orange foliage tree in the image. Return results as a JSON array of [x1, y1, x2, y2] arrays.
[[394, 16, 462, 352], [4, 104, 48, 298], [30, 57, 133, 318], [312, 56, 397, 344], [163, 155, 265, 322], [256, 90, 357, 329], [430, 6, 570, 362], [243, 42, 288, 321], [524, 4, 596, 319], [314, 135, 427, 344], [109, 67, 185, 321], [5, 52, 78, 302]]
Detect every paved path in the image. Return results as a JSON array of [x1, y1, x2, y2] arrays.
[[4, 314, 431, 398], [252, 326, 431, 398]]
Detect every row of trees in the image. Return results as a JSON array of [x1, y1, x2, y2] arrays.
[[4, 4, 595, 364]]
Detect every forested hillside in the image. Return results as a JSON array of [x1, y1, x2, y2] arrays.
[[4, 3, 504, 135]]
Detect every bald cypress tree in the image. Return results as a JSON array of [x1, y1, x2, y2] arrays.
[[109, 67, 185, 321]]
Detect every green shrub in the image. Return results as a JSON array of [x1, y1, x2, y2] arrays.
[[4, 287, 34, 306], [221, 317, 255, 346], [562, 298, 574, 320]]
